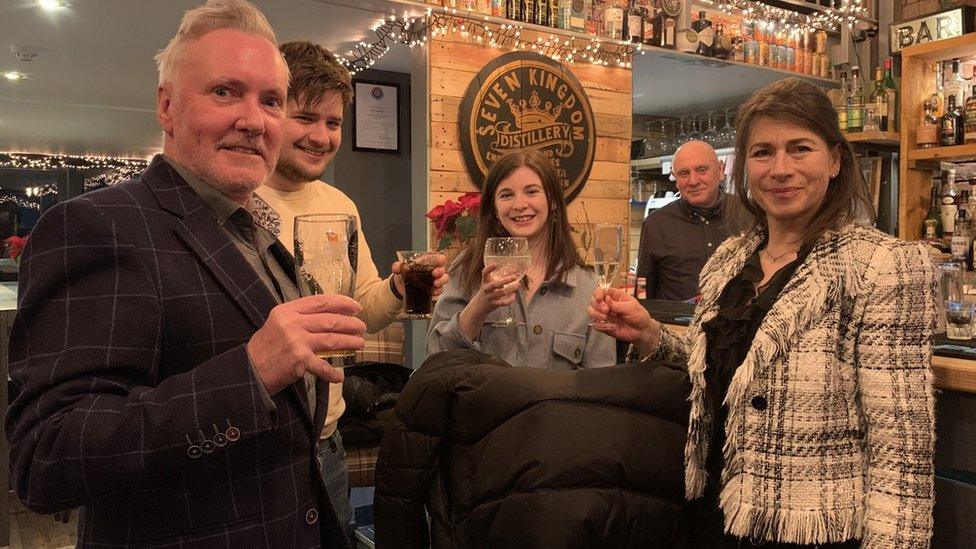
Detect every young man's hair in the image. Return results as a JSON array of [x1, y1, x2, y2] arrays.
[[279, 40, 354, 110], [155, 0, 281, 87]]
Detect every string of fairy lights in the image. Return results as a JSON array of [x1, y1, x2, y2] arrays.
[[339, 1, 868, 75], [0, 153, 150, 206], [701, 0, 869, 33]]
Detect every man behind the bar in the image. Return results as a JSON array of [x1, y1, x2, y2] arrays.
[[636, 140, 738, 301], [253, 40, 447, 537], [5, 1, 359, 546]]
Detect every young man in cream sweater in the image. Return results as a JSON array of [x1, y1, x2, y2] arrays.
[[254, 40, 448, 539]]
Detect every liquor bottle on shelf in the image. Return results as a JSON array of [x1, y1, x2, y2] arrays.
[[944, 169, 959, 239], [881, 57, 898, 132], [712, 23, 731, 59], [952, 190, 972, 267], [834, 71, 848, 132], [742, 20, 757, 64], [924, 173, 943, 242], [460, 0, 476, 9], [868, 67, 889, 132], [603, 1, 623, 39], [507, 0, 522, 21], [691, 10, 713, 56], [555, 0, 569, 28], [642, 0, 656, 45], [945, 58, 968, 109], [917, 98, 940, 149], [941, 94, 964, 147], [625, 0, 644, 43], [522, 0, 535, 24], [493, 0, 505, 16], [932, 61, 946, 117], [587, 0, 604, 36], [535, 0, 549, 25], [570, 0, 587, 32], [965, 85, 976, 144], [846, 66, 865, 133]]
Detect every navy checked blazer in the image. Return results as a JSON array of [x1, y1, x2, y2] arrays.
[[5, 156, 349, 548]]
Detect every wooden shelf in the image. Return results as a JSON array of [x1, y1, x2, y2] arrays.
[[846, 131, 900, 147], [900, 32, 976, 62], [906, 144, 976, 162]]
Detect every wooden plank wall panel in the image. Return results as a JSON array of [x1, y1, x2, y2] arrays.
[[427, 30, 632, 268]]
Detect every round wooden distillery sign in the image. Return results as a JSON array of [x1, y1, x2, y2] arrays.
[[459, 51, 596, 203]]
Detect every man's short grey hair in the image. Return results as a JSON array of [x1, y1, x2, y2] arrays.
[[155, 0, 281, 87]]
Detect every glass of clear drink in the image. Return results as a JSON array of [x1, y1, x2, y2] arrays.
[[484, 236, 530, 328], [294, 213, 358, 358], [945, 300, 974, 340], [397, 250, 437, 319], [590, 223, 623, 326]]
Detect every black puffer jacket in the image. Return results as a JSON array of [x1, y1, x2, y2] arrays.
[[374, 349, 691, 548]]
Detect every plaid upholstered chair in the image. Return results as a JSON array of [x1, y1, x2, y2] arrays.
[[344, 321, 406, 487]]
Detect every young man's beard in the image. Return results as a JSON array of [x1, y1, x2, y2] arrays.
[[275, 156, 326, 184]]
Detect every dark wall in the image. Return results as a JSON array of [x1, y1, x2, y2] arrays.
[[331, 69, 412, 277]]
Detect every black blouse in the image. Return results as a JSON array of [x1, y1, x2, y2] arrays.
[[700, 245, 807, 474]]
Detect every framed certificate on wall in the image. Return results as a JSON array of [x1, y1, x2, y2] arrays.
[[352, 80, 400, 153]]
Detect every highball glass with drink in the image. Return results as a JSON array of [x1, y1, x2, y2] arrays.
[[945, 300, 974, 340], [294, 213, 358, 358], [397, 250, 437, 319]]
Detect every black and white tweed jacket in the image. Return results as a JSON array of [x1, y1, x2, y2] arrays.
[[650, 223, 936, 548]]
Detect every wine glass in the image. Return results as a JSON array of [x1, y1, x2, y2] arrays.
[[294, 213, 358, 358], [719, 108, 736, 148], [703, 111, 721, 147], [484, 236, 531, 328], [590, 224, 623, 326]]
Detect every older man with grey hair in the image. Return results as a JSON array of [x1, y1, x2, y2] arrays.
[[6, 1, 357, 546], [636, 139, 739, 301]]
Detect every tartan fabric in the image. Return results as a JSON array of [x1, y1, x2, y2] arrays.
[[648, 224, 937, 548], [5, 157, 348, 548], [355, 322, 405, 366]]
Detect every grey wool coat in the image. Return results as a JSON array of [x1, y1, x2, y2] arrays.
[[649, 223, 937, 548]]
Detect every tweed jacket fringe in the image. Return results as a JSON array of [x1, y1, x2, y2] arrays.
[[649, 224, 936, 548]]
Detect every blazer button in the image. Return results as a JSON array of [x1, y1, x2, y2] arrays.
[[201, 439, 216, 454], [226, 426, 241, 442], [305, 508, 318, 525], [187, 445, 203, 459], [574, 349, 582, 360], [533, 325, 543, 335], [751, 395, 768, 411]]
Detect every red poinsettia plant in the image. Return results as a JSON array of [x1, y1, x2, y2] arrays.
[[5, 235, 28, 261], [426, 191, 481, 251]]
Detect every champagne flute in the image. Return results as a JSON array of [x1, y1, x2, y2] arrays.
[[483, 236, 530, 328], [294, 213, 358, 359], [590, 224, 623, 326]]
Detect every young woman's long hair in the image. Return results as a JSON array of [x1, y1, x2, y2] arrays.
[[458, 149, 584, 295]]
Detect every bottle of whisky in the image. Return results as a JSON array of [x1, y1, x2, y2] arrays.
[[917, 98, 940, 148], [603, 1, 624, 39], [924, 172, 943, 241], [881, 57, 898, 132], [952, 190, 972, 268], [624, 0, 643, 43], [507, 0, 522, 20], [868, 66, 889, 132], [964, 84, 976, 144], [943, 169, 959, 238], [691, 11, 713, 56], [835, 71, 849, 132], [846, 66, 865, 133], [941, 94, 964, 146], [712, 23, 731, 59]]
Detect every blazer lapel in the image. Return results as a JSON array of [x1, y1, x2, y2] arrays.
[[142, 157, 317, 426]]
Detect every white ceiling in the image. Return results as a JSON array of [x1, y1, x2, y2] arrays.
[[0, 0, 420, 158], [0, 0, 832, 158]]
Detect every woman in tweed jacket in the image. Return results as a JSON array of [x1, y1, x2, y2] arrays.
[[590, 78, 936, 548]]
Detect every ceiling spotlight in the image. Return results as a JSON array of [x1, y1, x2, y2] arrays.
[[2, 71, 26, 81], [38, 0, 69, 10]]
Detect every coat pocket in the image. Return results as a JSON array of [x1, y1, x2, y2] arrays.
[[552, 331, 586, 368]]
